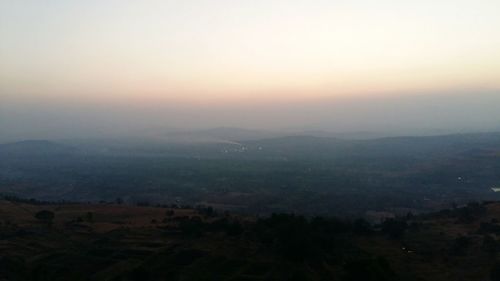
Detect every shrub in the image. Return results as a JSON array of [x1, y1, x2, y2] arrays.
[[381, 219, 407, 239], [343, 257, 397, 281], [34, 210, 55, 226]]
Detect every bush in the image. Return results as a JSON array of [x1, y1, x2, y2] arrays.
[[353, 218, 372, 234], [343, 257, 396, 281], [34, 210, 55, 225], [482, 235, 499, 255], [179, 217, 205, 237], [381, 219, 407, 239], [479, 222, 500, 234], [86, 212, 94, 222], [450, 235, 471, 256], [255, 214, 352, 261], [491, 263, 500, 281]]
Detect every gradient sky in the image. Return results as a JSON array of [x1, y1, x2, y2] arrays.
[[1, 1, 500, 140]]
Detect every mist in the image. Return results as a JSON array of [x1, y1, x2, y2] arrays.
[[1, 88, 499, 142]]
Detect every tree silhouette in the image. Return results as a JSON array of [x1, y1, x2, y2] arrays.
[[491, 263, 500, 281], [34, 210, 54, 226]]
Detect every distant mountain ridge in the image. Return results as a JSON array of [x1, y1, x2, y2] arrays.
[[2, 131, 500, 160], [0, 140, 76, 156]]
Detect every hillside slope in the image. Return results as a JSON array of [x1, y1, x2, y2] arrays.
[[2, 199, 500, 280]]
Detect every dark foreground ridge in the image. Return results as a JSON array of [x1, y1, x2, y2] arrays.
[[2, 197, 500, 281]]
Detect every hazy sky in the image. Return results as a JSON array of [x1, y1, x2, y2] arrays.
[[1, 1, 500, 140]]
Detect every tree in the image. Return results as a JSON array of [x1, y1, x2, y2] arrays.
[[34, 210, 54, 226], [353, 218, 372, 234], [482, 235, 499, 256], [343, 257, 397, 281], [225, 221, 243, 236], [491, 263, 500, 281], [381, 219, 407, 239], [86, 212, 94, 222], [450, 235, 471, 256], [179, 217, 205, 237]]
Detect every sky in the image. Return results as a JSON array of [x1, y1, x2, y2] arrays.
[[1, 0, 500, 140]]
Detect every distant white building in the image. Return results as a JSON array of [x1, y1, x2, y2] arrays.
[[491, 187, 500, 192]]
